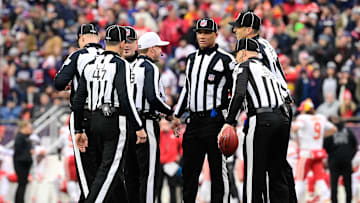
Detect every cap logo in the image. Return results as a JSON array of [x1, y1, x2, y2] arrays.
[[126, 28, 130, 36], [200, 19, 207, 27]]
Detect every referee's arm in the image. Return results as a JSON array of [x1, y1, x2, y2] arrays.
[[54, 52, 79, 90], [174, 82, 188, 118], [225, 65, 249, 126], [143, 63, 173, 115], [115, 61, 143, 130], [71, 70, 88, 133]]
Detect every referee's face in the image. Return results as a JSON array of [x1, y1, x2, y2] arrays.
[[196, 30, 217, 50], [234, 27, 251, 40], [124, 40, 137, 58]]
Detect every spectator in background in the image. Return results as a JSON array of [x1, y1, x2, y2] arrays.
[[337, 66, 357, 103], [0, 99, 22, 122], [174, 38, 196, 60], [24, 83, 40, 109], [273, 20, 292, 55], [309, 64, 322, 107], [339, 89, 357, 118], [316, 92, 340, 118], [280, 55, 297, 94], [324, 116, 358, 203], [314, 34, 335, 68], [322, 61, 338, 101], [156, 119, 182, 203], [33, 93, 51, 119], [160, 7, 188, 54], [294, 51, 313, 78], [133, 0, 158, 32], [334, 32, 353, 69], [1, 62, 11, 103], [13, 120, 33, 203], [42, 27, 63, 58], [295, 69, 310, 106], [15, 55, 33, 92]]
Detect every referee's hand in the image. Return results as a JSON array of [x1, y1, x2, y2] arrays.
[[171, 118, 181, 137], [75, 133, 88, 152], [136, 129, 147, 144]]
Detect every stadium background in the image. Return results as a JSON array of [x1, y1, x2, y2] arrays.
[[0, 0, 360, 202]]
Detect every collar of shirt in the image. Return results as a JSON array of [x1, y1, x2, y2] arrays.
[[198, 44, 219, 56], [138, 55, 155, 63], [102, 50, 121, 57], [125, 51, 139, 63], [252, 35, 260, 40], [84, 43, 103, 49]]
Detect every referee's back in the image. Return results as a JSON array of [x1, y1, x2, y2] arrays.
[[54, 24, 103, 106]]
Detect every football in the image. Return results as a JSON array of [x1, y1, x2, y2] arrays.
[[218, 126, 238, 156]]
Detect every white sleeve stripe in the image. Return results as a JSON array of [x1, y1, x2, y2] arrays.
[[125, 61, 142, 127], [174, 86, 187, 115]]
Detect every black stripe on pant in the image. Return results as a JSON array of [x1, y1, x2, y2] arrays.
[[69, 110, 99, 203], [242, 110, 291, 203], [84, 111, 128, 203], [125, 118, 160, 203], [182, 115, 229, 203]]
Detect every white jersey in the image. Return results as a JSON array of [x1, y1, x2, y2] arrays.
[[293, 114, 335, 151]]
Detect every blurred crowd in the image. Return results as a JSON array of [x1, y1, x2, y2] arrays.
[[1, 0, 360, 122]]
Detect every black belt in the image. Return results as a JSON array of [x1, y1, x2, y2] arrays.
[[190, 108, 224, 119], [139, 112, 160, 121], [248, 104, 286, 117]]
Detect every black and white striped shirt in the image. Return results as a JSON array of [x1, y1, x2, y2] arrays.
[[225, 58, 287, 124], [255, 36, 290, 97], [174, 44, 236, 117], [132, 55, 173, 115], [54, 43, 104, 106], [72, 50, 142, 131]]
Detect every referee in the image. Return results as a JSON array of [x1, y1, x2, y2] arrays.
[[127, 31, 173, 203], [54, 23, 103, 202], [72, 25, 147, 203], [123, 26, 139, 66], [172, 18, 235, 203], [230, 11, 297, 202], [220, 38, 293, 203]]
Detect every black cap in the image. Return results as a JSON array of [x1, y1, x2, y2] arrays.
[[194, 18, 218, 33], [232, 38, 260, 53], [124, 26, 138, 41], [77, 24, 98, 38], [229, 11, 261, 30], [105, 25, 127, 42]]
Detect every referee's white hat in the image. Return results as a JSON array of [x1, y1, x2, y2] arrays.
[[138, 32, 169, 50]]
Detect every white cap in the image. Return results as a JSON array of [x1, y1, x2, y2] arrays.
[[138, 32, 169, 50]]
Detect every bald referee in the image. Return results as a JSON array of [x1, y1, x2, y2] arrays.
[[219, 38, 294, 203], [230, 11, 297, 202], [73, 25, 147, 203]]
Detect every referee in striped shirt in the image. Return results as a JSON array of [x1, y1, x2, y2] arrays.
[[72, 25, 147, 203], [230, 11, 297, 202], [172, 18, 235, 203], [54, 23, 103, 202], [128, 32, 173, 203], [220, 38, 294, 203]]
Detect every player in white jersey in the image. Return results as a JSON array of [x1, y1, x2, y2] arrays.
[[291, 99, 337, 202]]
